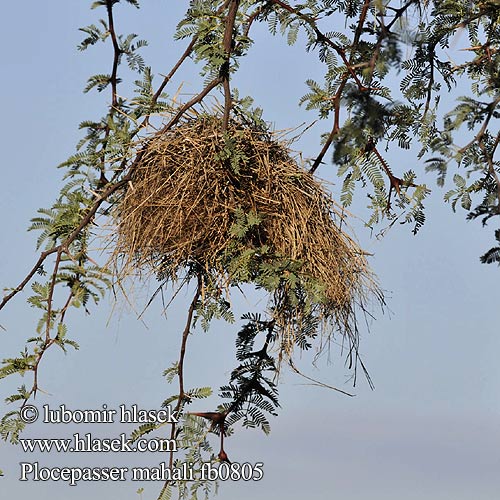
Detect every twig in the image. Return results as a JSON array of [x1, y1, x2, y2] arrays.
[[158, 273, 202, 500], [151, 37, 198, 107], [307, 0, 419, 174], [44, 251, 62, 341], [160, 77, 223, 134], [106, 0, 121, 109], [0, 177, 128, 311], [221, 0, 241, 131]]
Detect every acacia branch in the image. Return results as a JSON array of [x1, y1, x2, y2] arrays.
[[176, 273, 202, 403], [59, 289, 75, 324], [150, 36, 198, 112], [308, 114, 340, 174], [106, 0, 121, 109], [188, 322, 277, 462], [478, 135, 500, 210], [44, 250, 62, 341], [273, 0, 370, 175], [142, 0, 234, 131], [95, 0, 124, 186], [0, 177, 128, 312], [243, 4, 265, 38], [221, 0, 241, 130], [161, 77, 224, 134], [351, 0, 370, 60], [270, 0, 377, 92], [20, 288, 74, 404], [307, 0, 419, 174], [458, 96, 500, 155], [159, 273, 202, 500]]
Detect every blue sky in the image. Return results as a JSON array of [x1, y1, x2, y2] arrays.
[[0, 2, 499, 500]]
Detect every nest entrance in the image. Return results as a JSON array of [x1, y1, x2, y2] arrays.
[[114, 113, 379, 357]]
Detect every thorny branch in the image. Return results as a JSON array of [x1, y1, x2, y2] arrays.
[[95, 0, 124, 186], [306, 0, 418, 174], [0, 176, 128, 312], [44, 251, 62, 342], [143, 36, 199, 129], [158, 273, 202, 500], [457, 96, 500, 210], [106, 0, 121, 109], [371, 146, 416, 210], [221, 0, 241, 130]]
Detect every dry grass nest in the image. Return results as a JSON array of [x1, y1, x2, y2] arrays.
[[113, 113, 381, 355]]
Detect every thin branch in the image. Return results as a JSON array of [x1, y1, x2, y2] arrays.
[[106, 0, 121, 109], [158, 273, 202, 500], [308, 118, 340, 174], [478, 136, 500, 209], [1, 252, 54, 310], [160, 76, 223, 134], [187, 322, 277, 463], [243, 4, 265, 38], [0, 177, 128, 311], [350, 0, 370, 61], [97, 0, 124, 186], [221, 0, 241, 130], [59, 289, 75, 324], [270, 0, 378, 92], [458, 96, 500, 154], [307, 0, 418, 175], [176, 273, 202, 403], [44, 251, 62, 341], [150, 36, 198, 111], [298, 0, 370, 175]]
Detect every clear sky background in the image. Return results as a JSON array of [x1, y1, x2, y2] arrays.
[[0, 2, 499, 500]]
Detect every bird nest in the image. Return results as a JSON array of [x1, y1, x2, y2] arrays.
[[113, 113, 380, 358]]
